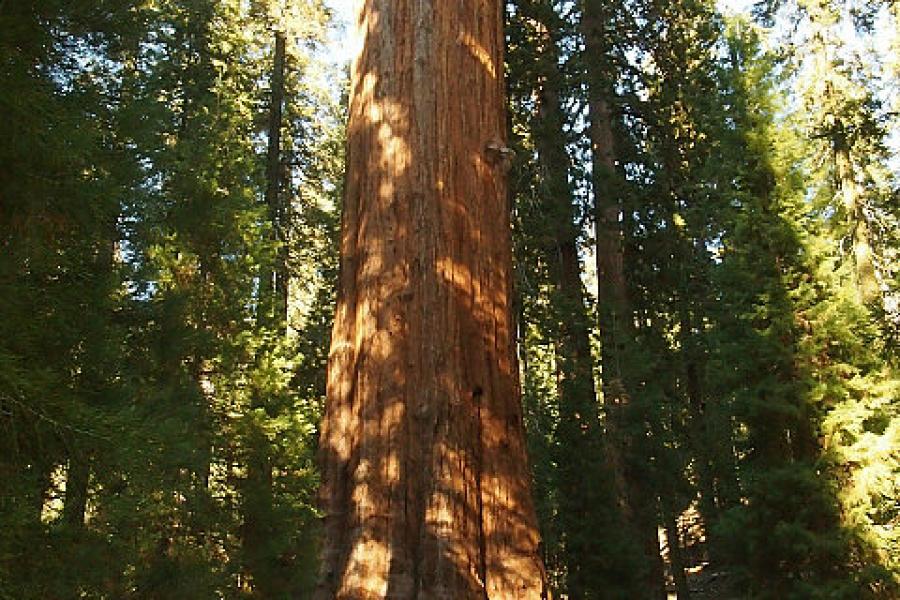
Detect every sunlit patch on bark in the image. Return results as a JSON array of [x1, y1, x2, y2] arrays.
[[315, 1, 548, 598]]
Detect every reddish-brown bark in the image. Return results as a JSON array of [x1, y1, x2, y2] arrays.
[[315, 1, 547, 598]]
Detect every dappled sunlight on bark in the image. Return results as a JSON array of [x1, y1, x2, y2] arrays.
[[315, 1, 548, 598]]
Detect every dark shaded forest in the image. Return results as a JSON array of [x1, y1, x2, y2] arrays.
[[1, 1, 898, 598]]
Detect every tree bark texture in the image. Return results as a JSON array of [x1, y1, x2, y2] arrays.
[[316, 2, 548, 598]]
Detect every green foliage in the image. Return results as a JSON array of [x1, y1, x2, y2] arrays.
[[1, 0, 898, 598], [509, 0, 898, 598], [0, 1, 342, 597]]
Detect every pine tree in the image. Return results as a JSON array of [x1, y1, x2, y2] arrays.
[[2, 1, 898, 597], [704, 15, 898, 597], [581, 1, 674, 595], [0, 2, 143, 595], [1, 1, 339, 596]]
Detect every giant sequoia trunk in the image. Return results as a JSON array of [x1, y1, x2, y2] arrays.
[[315, 1, 547, 598]]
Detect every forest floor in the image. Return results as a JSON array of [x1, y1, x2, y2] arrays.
[[668, 564, 737, 599], [664, 507, 738, 599]]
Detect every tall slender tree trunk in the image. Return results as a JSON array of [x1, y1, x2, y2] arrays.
[[245, 29, 288, 596], [582, 4, 665, 597], [529, 17, 604, 598], [260, 29, 288, 328], [835, 144, 877, 304], [316, 2, 547, 598], [802, 2, 879, 306]]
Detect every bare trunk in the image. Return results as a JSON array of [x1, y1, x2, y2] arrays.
[[260, 30, 288, 328], [316, 2, 547, 598]]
